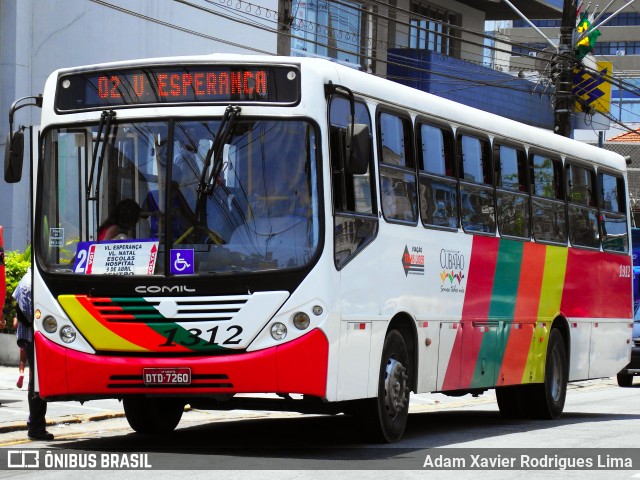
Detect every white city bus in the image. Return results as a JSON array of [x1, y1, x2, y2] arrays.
[[4, 54, 633, 442]]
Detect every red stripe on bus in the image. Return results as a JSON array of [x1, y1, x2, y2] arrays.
[[561, 249, 632, 319], [498, 242, 545, 385], [442, 236, 499, 390]]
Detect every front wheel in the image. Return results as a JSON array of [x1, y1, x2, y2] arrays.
[[355, 329, 412, 443], [123, 397, 185, 434]]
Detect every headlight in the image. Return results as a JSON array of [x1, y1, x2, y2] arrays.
[[60, 325, 77, 344], [42, 316, 58, 333], [270, 322, 287, 340]]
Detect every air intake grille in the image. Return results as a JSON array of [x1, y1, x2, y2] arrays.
[[86, 295, 251, 323]]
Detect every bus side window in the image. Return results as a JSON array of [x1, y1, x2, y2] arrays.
[[417, 122, 457, 230], [495, 143, 530, 239], [567, 163, 599, 249], [458, 134, 495, 235], [530, 153, 567, 244], [377, 111, 417, 223], [599, 172, 629, 252], [329, 95, 378, 269]]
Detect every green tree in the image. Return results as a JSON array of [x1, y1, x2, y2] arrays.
[[3, 245, 31, 327]]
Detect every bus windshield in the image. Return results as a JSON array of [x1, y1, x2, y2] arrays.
[[37, 118, 320, 276]]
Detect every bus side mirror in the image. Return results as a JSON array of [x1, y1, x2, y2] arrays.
[[345, 123, 370, 175], [4, 130, 24, 183]]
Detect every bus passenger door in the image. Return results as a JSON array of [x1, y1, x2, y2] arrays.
[[328, 90, 380, 401]]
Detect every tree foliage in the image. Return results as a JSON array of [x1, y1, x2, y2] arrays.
[[3, 245, 31, 328]]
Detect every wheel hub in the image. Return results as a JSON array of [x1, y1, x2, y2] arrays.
[[384, 357, 408, 417]]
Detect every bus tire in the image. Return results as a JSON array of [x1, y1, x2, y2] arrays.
[[356, 329, 411, 443], [617, 373, 633, 387], [123, 397, 184, 434], [529, 328, 568, 419]]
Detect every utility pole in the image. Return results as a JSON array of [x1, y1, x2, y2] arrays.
[[554, 0, 577, 137], [277, 0, 293, 56]]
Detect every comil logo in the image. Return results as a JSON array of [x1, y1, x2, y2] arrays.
[[8, 450, 39, 468]]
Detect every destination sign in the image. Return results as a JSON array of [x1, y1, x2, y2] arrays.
[[56, 65, 300, 111]]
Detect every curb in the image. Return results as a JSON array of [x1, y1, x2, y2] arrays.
[[0, 411, 126, 434]]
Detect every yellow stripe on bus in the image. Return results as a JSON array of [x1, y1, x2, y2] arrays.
[[522, 245, 569, 383]]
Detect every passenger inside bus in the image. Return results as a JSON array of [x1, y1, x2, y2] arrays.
[[142, 180, 196, 241], [98, 198, 141, 241]]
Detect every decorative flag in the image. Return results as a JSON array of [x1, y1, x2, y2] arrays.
[[575, 12, 601, 60]]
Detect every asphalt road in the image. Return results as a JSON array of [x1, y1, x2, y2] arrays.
[[2, 367, 640, 479]]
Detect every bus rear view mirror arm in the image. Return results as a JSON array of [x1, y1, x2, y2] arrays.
[[4, 94, 42, 183]]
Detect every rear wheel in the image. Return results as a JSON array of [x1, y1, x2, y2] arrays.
[[123, 397, 185, 434], [617, 373, 633, 387], [528, 328, 568, 419], [356, 329, 412, 443]]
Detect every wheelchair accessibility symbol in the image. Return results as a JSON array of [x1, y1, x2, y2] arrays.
[[170, 249, 194, 275]]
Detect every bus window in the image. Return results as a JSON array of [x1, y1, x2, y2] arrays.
[[417, 122, 457, 230], [495, 144, 530, 239], [567, 163, 599, 249], [531, 153, 566, 244], [458, 134, 495, 234], [378, 112, 417, 223], [599, 172, 629, 252], [329, 95, 377, 269]]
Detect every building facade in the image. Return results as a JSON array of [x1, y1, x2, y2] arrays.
[[496, 4, 640, 142]]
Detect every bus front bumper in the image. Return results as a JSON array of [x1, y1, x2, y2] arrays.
[[34, 329, 328, 400]]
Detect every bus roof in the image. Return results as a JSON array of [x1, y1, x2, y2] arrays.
[[47, 53, 627, 173]]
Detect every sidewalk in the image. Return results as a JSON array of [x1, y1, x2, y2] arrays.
[[0, 365, 124, 435]]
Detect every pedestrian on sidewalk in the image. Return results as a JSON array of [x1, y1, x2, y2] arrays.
[[14, 268, 54, 441], [12, 316, 27, 389]]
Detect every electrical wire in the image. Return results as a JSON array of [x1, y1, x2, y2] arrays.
[[89, 0, 640, 124]]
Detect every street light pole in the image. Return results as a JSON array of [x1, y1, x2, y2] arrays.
[[554, 0, 577, 137]]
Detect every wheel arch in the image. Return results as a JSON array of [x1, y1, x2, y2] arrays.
[[551, 314, 571, 373], [387, 312, 419, 392]]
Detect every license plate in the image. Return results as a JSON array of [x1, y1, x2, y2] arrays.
[[143, 368, 191, 385]]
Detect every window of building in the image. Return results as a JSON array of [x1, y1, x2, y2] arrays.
[[291, 0, 363, 67], [409, 2, 460, 56], [513, 19, 562, 28]]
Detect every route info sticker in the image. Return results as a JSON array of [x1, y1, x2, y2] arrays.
[[73, 240, 158, 275]]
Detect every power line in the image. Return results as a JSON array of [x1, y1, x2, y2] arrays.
[[88, 0, 273, 54], [89, 0, 640, 125]]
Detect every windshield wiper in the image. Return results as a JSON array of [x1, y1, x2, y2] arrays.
[[87, 110, 116, 200], [194, 105, 241, 222], [198, 105, 241, 196], [86, 109, 116, 239]]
